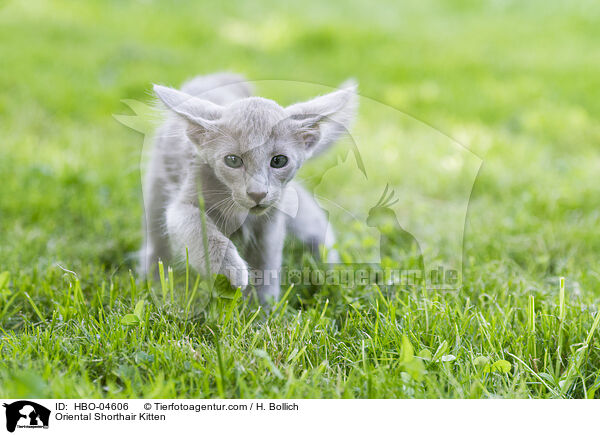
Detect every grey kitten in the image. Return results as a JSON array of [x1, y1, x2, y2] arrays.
[[141, 72, 357, 304]]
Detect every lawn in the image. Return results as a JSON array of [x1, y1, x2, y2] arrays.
[[1, 0, 599, 398]]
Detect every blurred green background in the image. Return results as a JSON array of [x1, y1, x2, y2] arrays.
[[1, 0, 598, 273], [1, 0, 599, 398]]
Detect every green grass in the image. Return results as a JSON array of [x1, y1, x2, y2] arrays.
[[1, 0, 600, 398]]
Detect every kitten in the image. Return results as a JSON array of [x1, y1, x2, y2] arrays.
[[141, 72, 357, 304]]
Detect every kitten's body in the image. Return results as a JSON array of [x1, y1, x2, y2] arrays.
[[142, 73, 356, 303]]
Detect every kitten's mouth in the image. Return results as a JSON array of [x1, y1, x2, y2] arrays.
[[250, 204, 270, 214]]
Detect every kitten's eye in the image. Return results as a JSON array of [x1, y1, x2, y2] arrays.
[[224, 154, 243, 168], [270, 155, 288, 168]]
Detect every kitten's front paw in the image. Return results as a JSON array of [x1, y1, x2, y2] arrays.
[[220, 251, 249, 290], [224, 266, 249, 291]]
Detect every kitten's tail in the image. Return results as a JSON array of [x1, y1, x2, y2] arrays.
[[180, 72, 253, 104]]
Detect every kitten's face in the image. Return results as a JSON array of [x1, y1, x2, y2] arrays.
[[195, 98, 308, 214]]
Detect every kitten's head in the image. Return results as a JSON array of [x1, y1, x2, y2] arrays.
[[154, 81, 357, 214]]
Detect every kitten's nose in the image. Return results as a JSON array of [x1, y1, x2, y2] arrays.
[[247, 190, 267, 204]]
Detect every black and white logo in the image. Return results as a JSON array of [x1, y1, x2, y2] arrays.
[[2, 401, 50, 433]]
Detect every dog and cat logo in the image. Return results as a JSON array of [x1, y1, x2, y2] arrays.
[[2, 401, 50, 432]]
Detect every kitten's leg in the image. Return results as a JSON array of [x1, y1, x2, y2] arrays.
[[285, 183, 340, 263], [166, 201, 249, 289], [245, 212, 286, 305], [140, 166, 171, 278]]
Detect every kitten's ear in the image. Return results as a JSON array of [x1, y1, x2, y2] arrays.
[[153, 84, 223, 143], [285, 79, 358, 156]]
